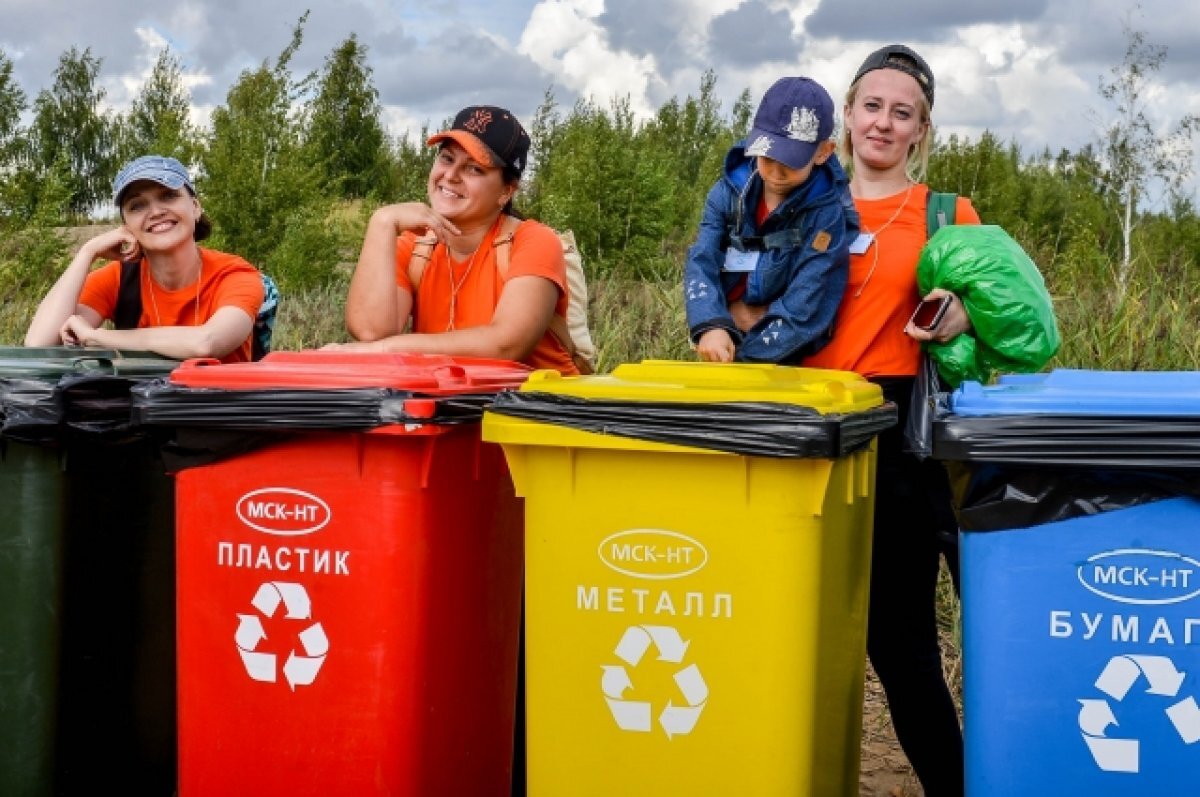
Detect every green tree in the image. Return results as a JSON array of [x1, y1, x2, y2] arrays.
[[1093, 14, 1199, 295], [0, 47, 70, 300], [303, 34, 394, 199], [527, 95, 676, 279], [200, 13, 326, 273], [0, 47, 33, 220], [27, 47, 114, 217], [525, 88, 561, 195], [0, 48, 25, 165], [117, 48, 203, 168], [640, 71, 746, 241], [0, 165, 71, 299], [387, 125, 434, 202]]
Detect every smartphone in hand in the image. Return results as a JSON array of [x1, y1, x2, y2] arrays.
[[909, 295, 952, 331]]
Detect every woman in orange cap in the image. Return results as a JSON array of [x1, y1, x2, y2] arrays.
[[333, 105, 579, 375]]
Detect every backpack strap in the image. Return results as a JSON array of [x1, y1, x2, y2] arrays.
[[490, 213, 523, 277], [730, 228, 809, 252], [406, 234, 440, 289], [926, 190, 958, 238], [492, 215, 579, 363], [720, 161, 754, 251], [114, 258, 143, 329], [252, 273, 280, 361]]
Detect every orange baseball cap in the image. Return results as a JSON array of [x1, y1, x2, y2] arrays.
[[427, 105, 530, 175]]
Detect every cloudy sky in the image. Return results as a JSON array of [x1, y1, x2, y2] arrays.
[[3, 0, 1198, 208]]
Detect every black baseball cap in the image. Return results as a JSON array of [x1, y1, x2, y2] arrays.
[[852, 44, 935, 108], [427, 105, 530, 176]]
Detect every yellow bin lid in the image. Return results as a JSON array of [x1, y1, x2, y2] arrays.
[[510, 361, 880, 411], [483, 361, 893, 457]]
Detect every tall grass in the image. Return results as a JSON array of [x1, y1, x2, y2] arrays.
[[588, 274, 693, 368], [11, 273, 1194, 371], [271, 280, 353, 352], [1051, 266, 1200, 370], [0, 296, 33, 345]]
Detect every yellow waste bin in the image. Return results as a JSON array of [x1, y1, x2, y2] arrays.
[[482, 360, 896, 796]]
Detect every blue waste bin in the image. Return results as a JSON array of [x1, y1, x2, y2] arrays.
[[933, 369, 1200, 796]]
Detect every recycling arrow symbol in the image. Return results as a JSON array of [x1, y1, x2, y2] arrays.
[[601, 624, 708, 739], [1079, 653, 1200, 773], [235, 581, 329, 691]]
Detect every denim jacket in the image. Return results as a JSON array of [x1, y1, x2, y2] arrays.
[[683, 142, 859, 363]]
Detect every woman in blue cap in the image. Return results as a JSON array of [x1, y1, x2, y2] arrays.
[[25, 155, 263, 362]]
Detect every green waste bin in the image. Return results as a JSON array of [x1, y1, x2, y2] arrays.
[[0, 347, 180, 797]]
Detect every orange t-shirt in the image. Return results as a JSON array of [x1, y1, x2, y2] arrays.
[[394, 217, 578, 374], [78, 248, 264, 363], [803, 186, 980, 378]]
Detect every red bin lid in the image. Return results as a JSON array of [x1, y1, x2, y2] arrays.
[[168, 351, 533, 395]]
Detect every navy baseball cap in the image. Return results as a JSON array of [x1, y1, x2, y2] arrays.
[[113, 155, 195, 206], [427, 105, 530, 177], [744, 77, 835, 170], [852, 44, 935, 108]]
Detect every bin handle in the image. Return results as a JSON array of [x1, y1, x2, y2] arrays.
[[431, 365, 469, 386], [402, 398, 438, 418], [69, 356, 115, 371], [175, 358, 223, 371]]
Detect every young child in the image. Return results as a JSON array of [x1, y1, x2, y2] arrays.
[[684, 76, 858, 363]]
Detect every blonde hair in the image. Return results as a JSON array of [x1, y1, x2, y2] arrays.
[[838, 79, 933, 183]]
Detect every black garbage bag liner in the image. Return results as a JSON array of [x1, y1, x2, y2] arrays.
[[2, 373, 166, 442], [131, 379, 495, 430], [130, 379, 502, 471], [948, 463, 1200, 532], [935, 412, 1200, 531], [0, 377, 62, 440], [487, 390, 897, 458], [934, 412, 1200, 469]]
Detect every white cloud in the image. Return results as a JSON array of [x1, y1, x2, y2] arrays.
[[1, 0, 1195, 202], [519, 0, 662, 116]]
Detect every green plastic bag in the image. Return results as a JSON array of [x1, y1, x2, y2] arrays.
[[917, 225, 1060, 387]]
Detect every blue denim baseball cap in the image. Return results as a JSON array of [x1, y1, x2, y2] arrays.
[[744, 77, 835, 170], [112, 155, 195, 206]]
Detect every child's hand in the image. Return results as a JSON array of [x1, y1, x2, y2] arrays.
[[696, 329, 736, 362]]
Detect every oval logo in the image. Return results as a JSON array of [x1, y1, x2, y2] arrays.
[[236, 487, 331, 536], [1078, 548, 1200, 605], [597, 529, 708, 580]]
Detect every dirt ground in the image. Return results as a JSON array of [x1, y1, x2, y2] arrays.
[[859, 662, 923, 797]]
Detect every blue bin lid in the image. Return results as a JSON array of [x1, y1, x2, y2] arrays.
[[949, 369, 1200, 417]]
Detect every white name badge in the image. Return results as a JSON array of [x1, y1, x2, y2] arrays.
[[723, 248, 760, 273], [848, 232, 875, 255]]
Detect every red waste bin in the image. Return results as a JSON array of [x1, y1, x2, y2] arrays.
[[153, 352, 530, 797]]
